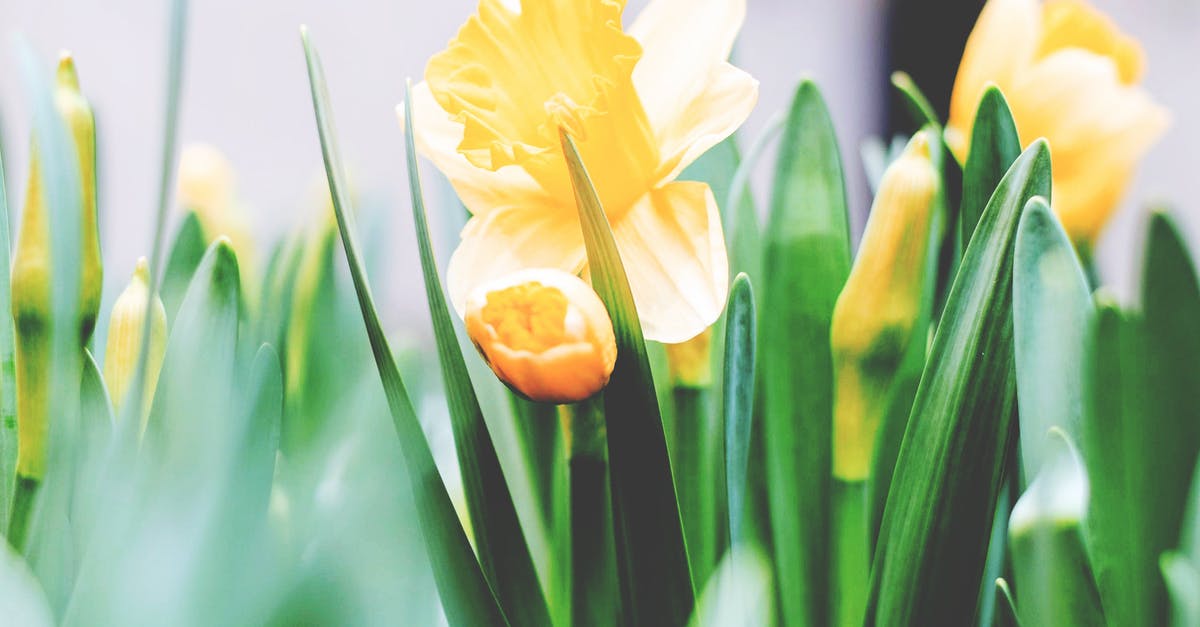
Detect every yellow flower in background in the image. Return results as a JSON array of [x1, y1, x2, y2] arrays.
[[946, 0, 1169, 245], [465, 268, 617, 403], [177, 143, 257, 281], [407, 0, 757, 344]]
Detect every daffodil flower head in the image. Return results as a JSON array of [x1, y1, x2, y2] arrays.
[[408, 0, 757, 343], [177, 143, 258, 281], [946, 0, 1169, 245], [465, 268, 617, 404]]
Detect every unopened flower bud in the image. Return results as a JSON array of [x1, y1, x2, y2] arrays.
[[177, 143, 256, 292], [104, 258, 168, 426], [465, 269, 617, 404], [830, 131, 938, 481]]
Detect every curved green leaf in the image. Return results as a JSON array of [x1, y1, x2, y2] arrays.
[[722, 274, 756, 546], [961, 87, 1020, 252], [866, 141, 1052, 626], [300, 27, 507, 627], [561, 130, 694, 626]]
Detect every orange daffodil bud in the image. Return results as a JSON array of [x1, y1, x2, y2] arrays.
[[946, 0, 1168, 245], [406, 0, 756, 344], [465, 269, 616, 404]]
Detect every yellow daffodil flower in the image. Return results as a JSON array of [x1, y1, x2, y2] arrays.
[[946, 0, 1169, 245], [831, 132, 938, 481], [465, 268, 617, 403], [407, 0, 757, 344]]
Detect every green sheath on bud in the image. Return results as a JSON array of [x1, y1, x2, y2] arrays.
[[830, 131, 937, 481], [104, 258, 168, 428], [10, 53, 103, 482]]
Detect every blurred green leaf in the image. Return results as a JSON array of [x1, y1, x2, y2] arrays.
[[866, 142, 1051, 625], [1161, 552, 1200, 627], [561, 130, 695, 626], [994, 579, 1022, 627], [760, 78, 850, 627], [688, 545, 773, 627], [301, 28, 508, 627], [0, 541, 53, 627], [1013, 199, 1091, 483], [723, 274, 756, 547], [960, 87, 1021, 257], [890, 72, 938, 129], [404, 85, 552, 627], [0, 139, 16, 528], [159, 211, 208, 324], [1084, 212, 1200, 626], [1008, 429, 1103, 626]]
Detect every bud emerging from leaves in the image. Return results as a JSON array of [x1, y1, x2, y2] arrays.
[[465, 268, 617, 404], [830, 131, 938, 481], [104, 258, 168, 426], [11, 52, 104, 480]]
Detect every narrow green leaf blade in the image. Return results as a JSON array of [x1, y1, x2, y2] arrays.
[[960, 87, 1021, 252], [761, 79, 851, 627], [994, 579, 1023, 627], [723, 274, 756, 546], [561, 131, 695, 626], [300, 27, 508, 627], [0, 139, 16, 527], [1013, 199, 1092, 482], [0, 541, 53, 627], [404, 86, 551, 627], [159, 211, 209, 324], [866, 142, 1052, 625], [1161, 553, 1200, 627], [891, 72, 938, 128]]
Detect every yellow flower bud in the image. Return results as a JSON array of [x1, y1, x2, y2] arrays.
[[103, 258, 168, 427], [831, 131, 938, 481], [11, 52, 104, 481], [465, 269, 617, 404], [665, 328, 713, 388], [177, 143, 257, 294]]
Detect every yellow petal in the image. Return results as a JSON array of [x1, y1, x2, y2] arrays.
[[1037, 0, 1145, 84], [1007, 49, 1168, 241], [446, 204, 587, 318], [611, 182, 728, 344], [629, 0, 745, 138], [404, 82, 550, 217], [655, 62, 759, 183], [424, 0, 659, 213], [464, 268, 617, 403], [946, 0, 1040, 160]]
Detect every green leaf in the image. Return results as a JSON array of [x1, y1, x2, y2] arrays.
[[723, 274, 756, 546], [560, 130, 694, 626], [1013, 199, 1092, 483], [0, 134, 16, 528], [865, 141, 1051, 625], [1083, 212, 1200, 626], [760, 78, 851, 627], [159, 211, 209, 324], [300, 27, 507, 627], [687, 545, 773, 627], [1008, 429, 1104, 627], [404, 85, 552, 627], [890, 72, 938, 129], [960, 87, 1021, 254], [0, 541, 53, 627], [237, 344, 282, 515], [994, 579, 1023, 627], [1161, 552, 1200, 627], [79, 348, 113, 430]]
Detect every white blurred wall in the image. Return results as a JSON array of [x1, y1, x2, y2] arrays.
[[0, 0, 1195, 316]]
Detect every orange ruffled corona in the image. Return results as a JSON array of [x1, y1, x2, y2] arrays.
[[946, 0, 1169, 245], [406, 0, 757, 344], [465, 269, 617, 403]]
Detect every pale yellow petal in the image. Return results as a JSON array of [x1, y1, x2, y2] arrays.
[[424, 0, 660, 212], [1038, 0, 1145, 84], [1008, 49, 1169, 241], [404, 82, 549, 217], [946, 0, 1040, 160], [629, 0, 746, 139], [611, 182, 728, 344], [446, 205, 586, 317], [655, 62, 759, 183]]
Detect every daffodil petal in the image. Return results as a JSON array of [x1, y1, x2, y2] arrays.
[[947, 0, 1039, 159], [446, 205, 586, 317], [404, 82, 550, 217], [1007, 49, 1168, 241], [611, 182, 728, 344], [656, 62, 759, 183], [630, 0, 746, 137], [1038, 0, 1145, 84]]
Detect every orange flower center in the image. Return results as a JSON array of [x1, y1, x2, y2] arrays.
[[482, 281, 569, 353]]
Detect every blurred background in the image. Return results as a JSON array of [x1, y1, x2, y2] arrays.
[[0, 0, 1197, 319]]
